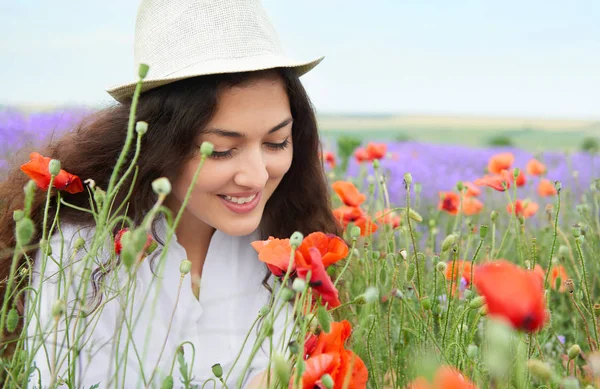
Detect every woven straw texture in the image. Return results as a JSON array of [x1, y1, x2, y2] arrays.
[[107, 0, 322, 102]]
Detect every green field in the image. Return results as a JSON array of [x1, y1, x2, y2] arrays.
[[317, 114, 600, 151]]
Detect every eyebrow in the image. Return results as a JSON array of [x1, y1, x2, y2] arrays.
[[204, 117, 293, 138]]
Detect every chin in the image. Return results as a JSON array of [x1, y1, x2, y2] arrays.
[[217, 217, 261, 237]]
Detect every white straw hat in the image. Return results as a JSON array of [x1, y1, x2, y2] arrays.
[[106, 0, 323, 103]]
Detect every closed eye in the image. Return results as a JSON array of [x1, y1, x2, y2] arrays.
[[209, 138, 290, 160]]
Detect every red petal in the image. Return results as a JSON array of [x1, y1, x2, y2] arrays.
[[332, 181, 366, 207], [297, 248, 341, 308]]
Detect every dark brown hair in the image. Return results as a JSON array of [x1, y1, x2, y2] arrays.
[[0, 68, 341, 353]]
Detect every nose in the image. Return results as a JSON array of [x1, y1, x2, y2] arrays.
[[233, 148, 269, 190]]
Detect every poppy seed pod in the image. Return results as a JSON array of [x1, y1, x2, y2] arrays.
[[200, 141, 214, 156], [554, 181, 562, 192], [469, 296, 486, 309], [490, 210, 499, 222], [561, 377, 580, 389], [350, 225, 361, 239], [594, 304, 600, 318], [403, 173, 413, 186], [280, 288, 295, 302], [135, 121, 148, 135], [320, 374, 334, 389], [52, 299, 66, 318], [436, 261, 448, 273], [273, 353, 291, 384], [372, 159, 380, 169], [138, 63, 149, 78], [512, 168, 520, 179], [211, 363, 223, 378], [48, 159, 61, 176], [292, 278, 306, 293], [479, 224, 489, 239], [74, 237, 86, 251], [564, 279, 575, 293], [152, 177, 172, 196], [572, 224, 581, 238], [290, 231, 304, 248], [527, 359, 553, 381], [258, 306, 270, 317]]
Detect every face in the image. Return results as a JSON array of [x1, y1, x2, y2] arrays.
[[169, 75, 294, 236]]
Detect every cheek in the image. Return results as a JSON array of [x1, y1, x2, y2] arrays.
[[266, 149, 293, 180], [172, 159, 226, 200]]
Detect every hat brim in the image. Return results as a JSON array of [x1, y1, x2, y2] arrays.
[[106, 54, 324, 103]]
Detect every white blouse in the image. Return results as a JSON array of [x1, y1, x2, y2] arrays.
[[26, 218, 292, 389]]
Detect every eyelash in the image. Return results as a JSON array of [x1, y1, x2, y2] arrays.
[[210, 138, 291, 159]]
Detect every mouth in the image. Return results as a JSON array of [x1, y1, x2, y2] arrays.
[[217, 192, 262, 214]]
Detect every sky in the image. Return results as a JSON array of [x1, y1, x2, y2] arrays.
[[1, 0, 599, 118]]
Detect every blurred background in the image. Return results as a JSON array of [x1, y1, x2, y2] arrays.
[[1, 0, 599, 165]]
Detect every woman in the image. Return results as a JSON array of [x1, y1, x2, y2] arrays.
[[0, 0, 340, 387]]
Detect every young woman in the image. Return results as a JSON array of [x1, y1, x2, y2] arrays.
[[0, 0, 340, 387]]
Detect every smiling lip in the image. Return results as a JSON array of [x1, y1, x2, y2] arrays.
[[218, 191, 262, 214]]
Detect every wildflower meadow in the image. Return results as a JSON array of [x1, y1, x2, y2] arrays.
[[1, 68, 600, 389]]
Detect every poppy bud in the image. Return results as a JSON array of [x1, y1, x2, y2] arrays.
[[421, 297, 432, 310], [565, 279, 575, 293], [456, 181, 464, 192], [48, 159, 61, 177], [554, 181, 562, 192], [479, 224, 489, 239], [160, 376, 173, 389], [527, 359, 553, 381], [441, 234, 458, 252], [350, 225, 361, 239], [512, 168, 520, 179], [94, 188, 106, 206], [436, 261, 448, 273], [406, 263, 416, 281], [403, 173, 413, 186], [562, 377, 580, 389], [6, 307, 18, 333], [121, 248, 135, 269], [568, 344, 581, 360], [273, 353, 291, 384], [52, 299, 66, 318], [316, 305, 331, 333], [371, 250, 380, 260], [152, 177, 172, 196], [288, 340, 299, 355], [179, 260, 192, 275], [408, 209, 423, 222], [518, 216, 525, 225], [292, 278, 306, 293], [372, 159, 380, 168], [200, 141, 214, 156], [280, 288, 295, 302], [467, 344, 478, 359], [41, 240, 52, 256], [320, 374, 334, 389], [479, 305, 488, 316], [74, 237, 85, 251], [463, 289, 475, 300], [572, 224, 581, 238], [398, 249, 407, 260], [15, 217, 35, 246], [135, 121, 148, 135], [258, 306, 270, 317], [414, 182, 422, 193], [558, 245, 569, 259], [13, 210, 24, 222], [290, 231, 304, 248], [353, 295, 367, 305], [211, 363, 223, 378], [469, 296, 486, 309], [138, 63, 149, 78], [490, 210, 499, 222]]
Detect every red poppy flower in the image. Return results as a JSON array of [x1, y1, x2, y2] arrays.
[[526, 158, 546, 176], [474, 171, 511, 192], [297, 247, 341, 308], [406, 366, 478, 389], [474, 260, 547, 332], [20, 152, 84, 194], [333, 206, 364, 223], [296, 320, 368, 389], [463, 182, 481, 197], [487, 152, 515, 174], [438, 192, 460, 215], [551, 265, 568, 292], [332, 181, 366, 207], [251, 237, 302, 276], [366, 142, 387, 160], [375, 209, 401, 229], [322, 151, 336, 169], [507, 199, 539, 218], [297, 232, 349, 268], [462, 197, 484, 216], [114, 228, 155, 256], [537, 179, 557, 197], [354, 147, 369, 163], [354, 215, 378, 236]]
